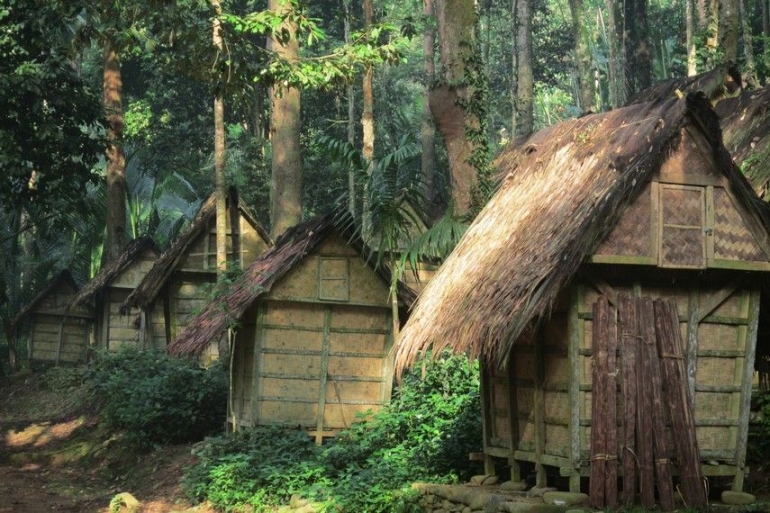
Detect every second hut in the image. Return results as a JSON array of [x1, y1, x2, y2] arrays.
[[169, 215, 415, 443]]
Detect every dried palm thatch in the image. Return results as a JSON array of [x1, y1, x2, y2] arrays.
[[68, 236, 158, 310], [716, 86, 770, 199], [10, 270, 79, 331], [395, 93, 766, 374], [168, 213, 416, 357], [626, 63, 741, 105], [120, 188, 271, 314]]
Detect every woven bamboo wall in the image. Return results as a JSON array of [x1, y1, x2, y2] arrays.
[[231, 233, 394, 441], [26, 281, 92, 363], [492, 272, 757, 490], [179, 212, 269, 271], [29, 314, 90, 363], [592, 129, 770, 271]]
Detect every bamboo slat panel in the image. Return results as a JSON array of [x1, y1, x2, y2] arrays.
[[713, 188, 765, 262], [659, 186, 706, 268], [595, 182, 652, 258]]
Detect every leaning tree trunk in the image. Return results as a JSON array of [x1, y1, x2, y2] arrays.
[[569, 0, 595, 112], [343, 0, 356, 216], [605, 0, 626, 107], [430, 0, 482, 216], [212, 0, 227, 276], [422, 0, 437, 215], [515, 0, 534, 137], [362, 0, 374, 237], [625, 0, 651, 98], [269, 0, 302, 238], [720, 0, 740, 63], [739, 0, 759, 87], [687, 0, 698, 75], [103, 41, 127, 263]]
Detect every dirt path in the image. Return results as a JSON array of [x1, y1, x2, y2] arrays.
[[0, 373, 212, 513]]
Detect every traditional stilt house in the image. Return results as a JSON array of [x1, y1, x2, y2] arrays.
[[121, 189, 271, 362], [168, 214, 415, 443], [396, 94, 770, 505], [11, 270, 92, 364], [69, 237, 158, 351]]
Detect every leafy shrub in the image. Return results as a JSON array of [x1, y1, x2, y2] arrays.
[[183, 352, 482, 512], [748, 388, 770, 463], [183, 426, 333, 511], [84, 348, 227, 450]]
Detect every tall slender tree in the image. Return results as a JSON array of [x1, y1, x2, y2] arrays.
[[569, 0, 595, 112], [268, 0, 303, 238], [212, 0, 228, 275], [422, 0, 437, 216], [429, 0, 484, 215], [515, 0, 534, 137]]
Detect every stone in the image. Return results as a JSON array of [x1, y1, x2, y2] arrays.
[[526, 486, 557, 498], [482, 475, 499, 486], [721, 491, 756, 506], [470, 475, 493, 485], [541, 492, 589, 507], [500, 481, 528, 492], [111, 492, 140, 513], [290, 494, 308, 508]]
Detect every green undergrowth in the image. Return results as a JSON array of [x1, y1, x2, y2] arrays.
[[183, 353, 483, 512], [84, 348, 229, 450]]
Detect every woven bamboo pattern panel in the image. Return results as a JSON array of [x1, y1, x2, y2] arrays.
[[595, 182, 652, 257], [714, 188, 765, 261], [660, 186, 705, 268]]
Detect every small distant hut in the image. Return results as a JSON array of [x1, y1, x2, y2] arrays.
[[169, 214, 416, 443], [396, 94, 770, 502], [69, 237, 158, 351], [11, 270, 92, 364], [121, 188, 271, 361]]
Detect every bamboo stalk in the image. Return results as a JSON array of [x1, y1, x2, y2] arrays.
[[654, 298, 706, 508], [605, 301, 618, 508], [620, 294, 638, 505], [640, 298, 675, 511], [590, 297, 609, 509], [636, 297, 655, 508]]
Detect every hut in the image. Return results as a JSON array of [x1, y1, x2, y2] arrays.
[[395, 94, 770, 501], [169, 214, 416, 443], [69, 237, 159, 351], [121, 188, 271, 361], [11, 270, 92, 364]]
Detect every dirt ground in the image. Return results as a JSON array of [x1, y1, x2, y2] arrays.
[[0, 371, 215, 513]]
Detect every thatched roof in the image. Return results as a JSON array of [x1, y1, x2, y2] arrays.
[[69, 236, 158, 309], [716, 86, 770, 199], [10, 270, 79, 331], [626, 63, 741, 105], [395, 93, 768, 373], [168, 214, 417, 357], [120, 189, 271, 313]]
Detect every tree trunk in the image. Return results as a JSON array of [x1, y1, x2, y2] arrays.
[[511, 0, 519, 133], [687, 0, 698, 75], [422, 0, 437, 216], [569, 0, 595, 112], [269, 0, 302, 238], [430, 0, 481, 216], [515, 0, 534, 137], [343, 0, 356, 216], [739, 0, 759, 86], [625, 0, 651, 97], [362, 0, 374, 236], [605, 0, 626, 107], [212, 0, 227, 276], [721, 0, 740, 63], [103, 41, 127, 263], [706, 0, 721, 64]]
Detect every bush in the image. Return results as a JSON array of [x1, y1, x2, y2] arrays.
[[183, 352, 482, 512], [748, 388, 770, 464], [84, 348, 228, 450]]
